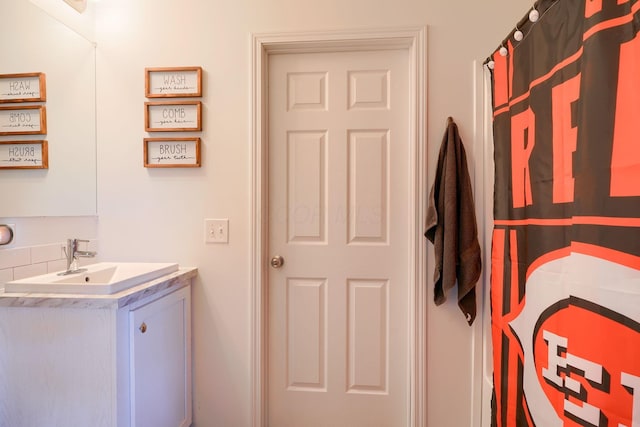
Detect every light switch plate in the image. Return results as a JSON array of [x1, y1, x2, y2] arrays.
[[205, 219, 229, 243]]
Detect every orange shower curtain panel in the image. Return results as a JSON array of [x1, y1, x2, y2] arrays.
[[489, 0, 640, 426]]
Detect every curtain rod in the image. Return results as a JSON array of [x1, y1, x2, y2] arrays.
[[484, 0, 561, 67]]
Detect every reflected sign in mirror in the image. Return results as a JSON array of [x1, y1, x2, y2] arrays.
[[0, 0, 96, 217]]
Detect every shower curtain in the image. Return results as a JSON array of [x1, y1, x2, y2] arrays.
[[488, 0, 640, 426]]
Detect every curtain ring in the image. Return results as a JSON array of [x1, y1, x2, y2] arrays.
[[499, 45, 508, 57], [514, 26, 524, 42], [529, 8, 540, 22]]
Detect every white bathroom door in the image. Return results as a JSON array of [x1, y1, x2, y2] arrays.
[[267, 48, 411, 426]]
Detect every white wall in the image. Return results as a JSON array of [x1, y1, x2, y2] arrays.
[[4, 0, 533, 426]]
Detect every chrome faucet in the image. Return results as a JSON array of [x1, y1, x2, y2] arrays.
[[58, 238, 97, 276]]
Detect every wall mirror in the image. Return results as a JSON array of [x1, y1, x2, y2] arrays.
[[0, 0, 96, 217]]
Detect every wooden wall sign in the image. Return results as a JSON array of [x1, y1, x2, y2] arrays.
[[145, 67, 202, 98], [144, 101, 201, 132], [144, 137, 201, 168], [0, 140, 48, 169], [0, 105, 47, 135], [0, 73, 46, 103]]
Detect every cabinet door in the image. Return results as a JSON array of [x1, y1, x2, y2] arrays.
[[130, 286, 192, 427]]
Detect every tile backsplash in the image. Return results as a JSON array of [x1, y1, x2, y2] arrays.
[[0, 240, 98, 287]]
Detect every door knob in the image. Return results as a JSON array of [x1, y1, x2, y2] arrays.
[[270, 255, 285, 269]]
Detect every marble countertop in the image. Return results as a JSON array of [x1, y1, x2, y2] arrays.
[[0, 267, 197, 309]]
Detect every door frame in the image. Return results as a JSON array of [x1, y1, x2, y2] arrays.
[[250, 27, 428, 427]]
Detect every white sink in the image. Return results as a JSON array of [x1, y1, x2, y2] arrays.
[[4, 262, 179, 295]]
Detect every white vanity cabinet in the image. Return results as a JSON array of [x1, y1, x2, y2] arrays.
[[0, 268, 195, 427]]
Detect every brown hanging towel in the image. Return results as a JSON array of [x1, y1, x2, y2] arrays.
[[425, 117, 481, 325]]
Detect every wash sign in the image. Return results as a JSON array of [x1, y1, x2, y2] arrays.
[[488, 0, 640, 426]]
